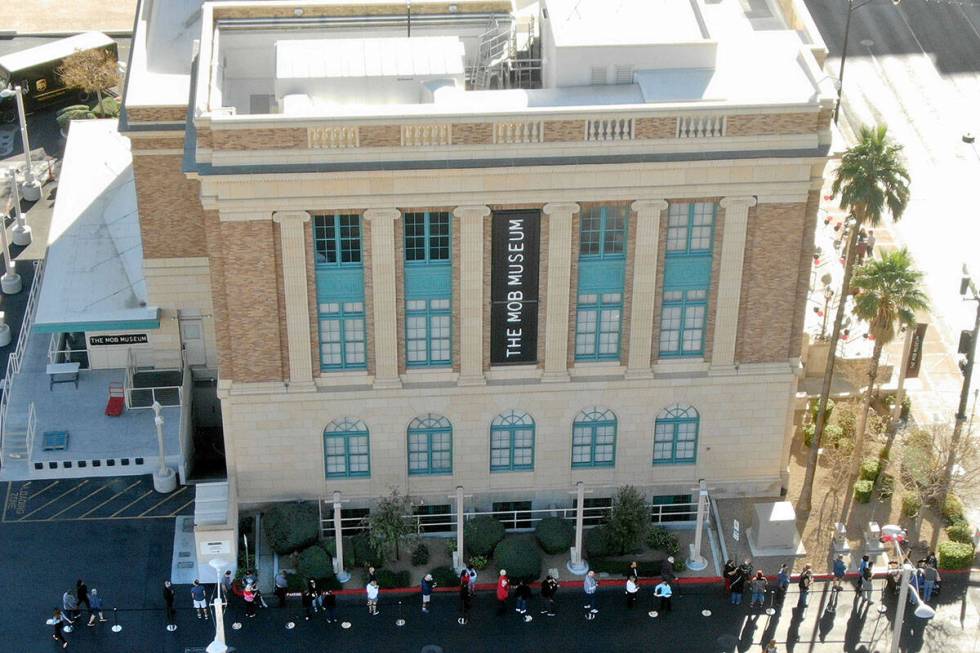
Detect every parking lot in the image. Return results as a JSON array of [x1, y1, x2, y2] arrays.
[[1, 475, 193, 522]]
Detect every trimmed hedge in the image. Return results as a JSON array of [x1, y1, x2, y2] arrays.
[[585, 525, 612, 558], [853, 480, 874, 504], [494, 536, 541, 582], [645, 526, 680, 556], [429, 565, 461, 588], [947, 521, 974, 545], [372, 568, 411, 589], [464, 516, 506, 557], [938, 541, 975, 569], [589, 558, 664, 577], [297, 544, 333, 580], [411, 543, 430, 567], [263, 503, 319, 555], [535, 517, 574, 554], [859, 458, 881, 483], [351, 533, 385, 568], [902, 493, 922, 517], [943, 494, 966, 524]]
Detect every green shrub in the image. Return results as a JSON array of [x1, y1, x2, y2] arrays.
[[645, 526, 681, 556], [535, 517, 575, 554], [285, 572, 306, 592], [469, 555, 489, 570], [803, 423, 816, 447], [370, 568, 411, 588], [351, 533, 386, 568], [853, 480, 874, 504], [446, 539, 457, 555], [297, 544, 333, 580], [291, 571, 341, 591], [429, 566, 461, 587], [900, 429, 935, 488], [943, 494, 966, 524], [606, 485, 649, 555], [859, 458, 881, 483], [902, 493, 923, 517], [464, 516, 506, 557], [947, 521, 974, 545], [877, 473, 895, 499], [672, 557, 686, 573], [263, 503, 319, 555], [589, 558, 664, 577], [321, 537, 356, 570], [803, 422, 845, 448], [585, 525, 612, 558], [808, 397, 835, 426], [493, 536, 541, 582], [411, 543, 430, 567], [938, 541, 976, 569]]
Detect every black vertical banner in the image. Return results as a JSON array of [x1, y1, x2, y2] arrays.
[[490, 210, 541, 364]]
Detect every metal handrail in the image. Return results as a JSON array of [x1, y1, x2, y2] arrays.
[[23, 401, 36, 460], [1, 259, 44, 456]]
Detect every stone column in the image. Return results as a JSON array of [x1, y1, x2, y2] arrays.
[[542, 202, 579, 382], [364, 208, 402, 389], [711, 196, 757, 368], [455, 205, 490, 385], [273, 211, 315, 390], [625, 199, 668, 379]]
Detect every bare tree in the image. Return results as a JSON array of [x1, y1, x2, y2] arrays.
[[57, 48, 120, 108]]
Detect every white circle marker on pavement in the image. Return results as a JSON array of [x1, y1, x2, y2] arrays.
[[341, 621, 352, 629], [702, 609, 712, 617], [648, 610, 658, 618]]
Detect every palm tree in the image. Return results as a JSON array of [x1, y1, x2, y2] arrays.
[[849, 249, 928, 470], [797, 125, 911, 512]]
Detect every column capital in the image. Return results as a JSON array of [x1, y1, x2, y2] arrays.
[[631, 199, 669, 214], [720, 196, 758, 210], [363, 208, 401, 222], [453, 205, 491, 220], [543, 202, 580, 217], [272, 210, 311, 225]]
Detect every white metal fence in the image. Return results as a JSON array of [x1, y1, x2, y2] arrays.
[[1, 260, 43, 460]]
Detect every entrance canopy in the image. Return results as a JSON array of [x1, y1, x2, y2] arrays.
[[33, 120, 159, 333]]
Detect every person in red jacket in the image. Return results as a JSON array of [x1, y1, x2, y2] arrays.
[[496, 569, 510, 616]]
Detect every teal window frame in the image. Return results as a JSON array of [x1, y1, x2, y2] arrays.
[[575, 205, 627, 361], [490, 411, 535, 472], [403, 211, 452, 368], [405, 297, 451, 367], [318, 301, 367, 370], [404, 211, 451, 264], [571, 407, 617, 468], [314, 214, 362, 266], [323, 417, 371, 478], [658, 288, 707, 357], [579, 205, 627, 259], [407, 414, 453, 475], [313, 214, 367, 371], [653, 404, 699, 465], [665, 202, 714, 256], [574, 292, 623, 360]]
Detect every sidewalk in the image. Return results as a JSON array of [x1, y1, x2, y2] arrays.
[[0, 1, 136, 36]]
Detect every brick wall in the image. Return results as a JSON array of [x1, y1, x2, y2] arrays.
[[394, 215, 407, 375], [360, 125, 402, 147], [304, 221, 320, 377], [204, 210, 232, 376], [132, 154, 208, 259], [727, 113, 820, 136], [197, 128, 213, 151], [272, 223, 291, 381], [650, 202, 671, 360], [735, 202, 808, 363], [545, 120, 586, 143], [128, 134, 185, 151], [635, 117, 677, 139], [220, 220, 285, 382], [211, 128, 307, 150], [703, 200, 725, 362], [126, 106, 186, 123], [362, 217, 376, 377], [621, 207, 638, 366], [453, 123, 493, 145], [566, 211, 581, 368], [789, 191, 820, 358]]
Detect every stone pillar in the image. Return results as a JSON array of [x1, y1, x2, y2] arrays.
[[364, 208, 402, 389], [455, 206, 490, 385], [541, 202, 579, 382], [711, 196, 757, 368], [625, 199, 668, 379], [273, 210, 315, 390]]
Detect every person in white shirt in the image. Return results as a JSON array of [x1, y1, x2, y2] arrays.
[[625, 577, 639, 609], [366, 580, 380, 615]]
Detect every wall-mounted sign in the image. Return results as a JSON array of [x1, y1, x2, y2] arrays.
[[905, 323, 928, 379], [199, 540, 231, 555], [490, 210, 540, 365], [89, 334, 149, 346]]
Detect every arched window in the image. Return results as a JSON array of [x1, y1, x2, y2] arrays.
[[571, 407, 617, 468], [323, 418, 370, 478], [407, 414, 453, 475], [490, 411, 535, 472], [653, 404, 699, 464]]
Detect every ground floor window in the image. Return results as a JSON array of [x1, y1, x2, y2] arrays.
[[492, 500, 533, 529], [407, 414, 453, 475]]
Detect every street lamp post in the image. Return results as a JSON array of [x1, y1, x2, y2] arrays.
[[833, 0, 902, 124], [151, 400, 177, 492], [820, 285, 835, 340], [0, 86, 42, 201], [7, 169, 31, 246]]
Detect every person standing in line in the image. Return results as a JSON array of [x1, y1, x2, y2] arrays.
[[421, 574, 436, 613], [859, 568, 874, 604], [62, 589, 79, 623], [274, 570, 288, 608], [321, 590, 337, 623], [459, 581, 472, 624], [858, 555, 872, 578], [75, 580, 90, 616], [583, 570, 599, 615], [625, 577, 639, 609], [750, 571, 768, 608], [367, 566, 378, 584], [307, 577, 318, 607], [366, 580, 380, 616], [301, 588, 314, 621], [163, 580, 177, 628], [540, 574, 559, 616], [654, 579, 672, 613], [221, 571, 234, 604], [243, 584, 257, 618], [466, 563, 478, 594], [724, 559, 737, 595], [191, 580, 209, 620], [515, 579, 531, 615], [626, 561, 639, 582], [764, 639, 779, 653], [729, 564, 747, 606], [923, 563, 940, 602], [832, 555, 846, 592], [51, 609, 69, 649], [86, 589, 106, 626], [776, 564, 790, 605], [496, 569, 510, 616], [797, 564, 813, 611], [660, 556, 676, 584]]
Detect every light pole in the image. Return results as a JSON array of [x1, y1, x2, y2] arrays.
[[206, 558, 230, 653], [151, 400, 177, 492], [0, 86, 42, 201], [686, 479, 709, 571], [833, 0, 902, 125], [0, 209, 21, 294], [6, 169, 31, 246], [332, 490, 351, 582], [567, 481, 589, 575], [820, 285, 835, 340]]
